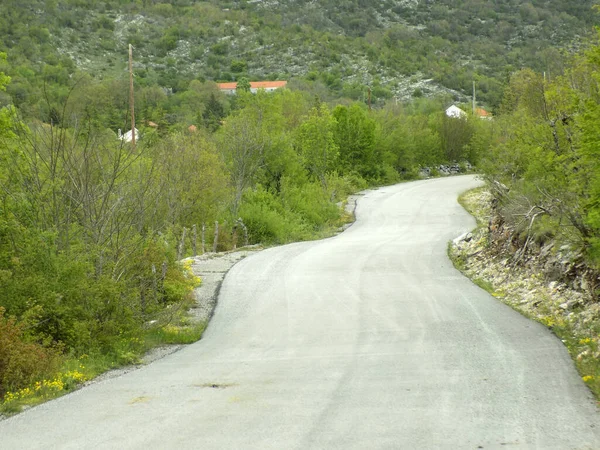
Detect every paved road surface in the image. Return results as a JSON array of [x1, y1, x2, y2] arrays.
[[2, 176, 599, 449]]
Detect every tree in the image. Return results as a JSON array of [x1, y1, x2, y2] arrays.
[[153, 132, 229, 227], [219, 110, 267, 214], [332, 104, 378, 179], [294, 104, 339, 190], [202, 93, 225, 131], [480, 57, 592, 264], [230, 60, 247, 73], [237, 77, 251, 93], [0, 53, 10, 93], [439, 113, 474, 162]]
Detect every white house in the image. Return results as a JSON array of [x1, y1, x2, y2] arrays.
[[445, 105, 467, 118], [118, 128, 140, 143], [445, 105, 493, 120]]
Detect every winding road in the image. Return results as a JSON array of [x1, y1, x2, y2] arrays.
[[2, 175, 599, 449]]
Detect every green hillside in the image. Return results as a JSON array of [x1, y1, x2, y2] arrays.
[[0, 0, 597, 112]]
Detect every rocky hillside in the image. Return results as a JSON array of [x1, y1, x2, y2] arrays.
[[0, 0, 597, 111]]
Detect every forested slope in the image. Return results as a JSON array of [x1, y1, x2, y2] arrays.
[[0, 0, 596, 112]]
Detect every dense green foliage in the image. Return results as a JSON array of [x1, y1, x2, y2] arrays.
[[480, 32, 600, 278]]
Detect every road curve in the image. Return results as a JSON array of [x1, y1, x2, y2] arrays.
[[2, 175, 599, 449]]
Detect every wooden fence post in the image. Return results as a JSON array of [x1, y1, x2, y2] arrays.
[[240, 218, 248, 247], [140, 277, 146, 315], [192, 224, 197, 257], [151, 264, 157, 304], [212, 221, 219, 253], [177, 227, 187, 260], [159, 261, 167, 304], [232, 221, 238, 250]]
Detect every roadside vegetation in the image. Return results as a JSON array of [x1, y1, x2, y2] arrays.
[[449, 32, 600, 400]]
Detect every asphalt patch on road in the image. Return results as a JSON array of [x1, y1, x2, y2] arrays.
[[194, 383, 237, 389]]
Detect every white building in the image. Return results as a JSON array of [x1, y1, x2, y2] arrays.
[[445, 105, 467, 119], [118, 128, 140, 143]]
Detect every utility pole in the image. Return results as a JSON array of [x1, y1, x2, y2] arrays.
[[472, 80, 476, 116], [129, 44, 136, 151]]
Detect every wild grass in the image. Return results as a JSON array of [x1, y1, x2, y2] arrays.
[[457, 185, 490, 228], [144, 322, 207, 346]]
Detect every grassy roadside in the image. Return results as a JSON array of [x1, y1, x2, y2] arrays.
[[450, 186, 600, 401], [1, 258, 208, 416]]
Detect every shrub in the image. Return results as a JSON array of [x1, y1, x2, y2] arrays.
[[0, 308, 62, 398], [282, 179, 339, 228], [240, 187, 309, 243]]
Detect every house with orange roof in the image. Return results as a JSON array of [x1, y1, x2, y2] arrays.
[[446, 105, 493, 120], [475, 107, 493, 120], [217, 80, 288, 95]]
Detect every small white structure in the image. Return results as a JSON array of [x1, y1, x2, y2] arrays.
[[445, 105, 467, 118], [118, 128, 140, 143]]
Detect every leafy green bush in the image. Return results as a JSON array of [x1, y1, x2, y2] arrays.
[[240, 186, 308, 244], [282, 178, 339, 228]]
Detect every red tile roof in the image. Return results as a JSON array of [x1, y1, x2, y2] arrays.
[[217, 81, 288, 90], [218, 82, 238, 89], [476, 108, 492, 117], [250, 81, 287, 89]]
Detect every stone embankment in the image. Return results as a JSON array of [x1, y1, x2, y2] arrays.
[[419, 162, 472, 178], [450, 187, 600, 396]]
